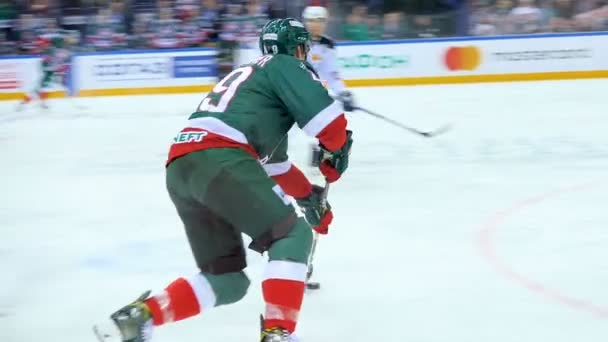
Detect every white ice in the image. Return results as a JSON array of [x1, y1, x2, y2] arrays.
[[1, 79, 607, 342]]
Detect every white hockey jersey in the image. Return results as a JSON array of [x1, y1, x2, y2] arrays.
[[307, 35, 346, 96]]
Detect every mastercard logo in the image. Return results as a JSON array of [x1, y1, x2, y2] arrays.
[[444, 46, 482, 71]]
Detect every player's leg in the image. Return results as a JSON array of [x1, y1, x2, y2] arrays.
[[17, 71, 47, 110], [36, 70, 53, 108], [146, 150, 258, 318], [199, 148, 313, 337], [141, 195, 251, 326], [20, 70, 52, 107], [100, 150, 253, 342]]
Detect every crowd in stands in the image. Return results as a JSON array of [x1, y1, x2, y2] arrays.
[[0, 0, 607, 54], [469, 0, 608, 36]]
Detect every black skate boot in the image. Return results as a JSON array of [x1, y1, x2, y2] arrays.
[[93, 291, 154, 342]]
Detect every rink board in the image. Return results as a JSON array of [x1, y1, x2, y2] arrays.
[[0, 57, 71, 100], [0, 32, 607, 100], [336, 31, 608, 86], [73, 48, 217, 97]]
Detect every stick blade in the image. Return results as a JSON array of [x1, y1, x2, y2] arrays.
[[306, 282, 321, 290], [429, 123, 453, 137]]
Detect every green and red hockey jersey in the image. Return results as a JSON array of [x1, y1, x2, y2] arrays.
[[40, 38, 71, 73], [167, 53, 348, 198]]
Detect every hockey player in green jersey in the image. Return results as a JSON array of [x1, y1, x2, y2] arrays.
[[17, 35, 73, 110], [95, 18, 353, 342]]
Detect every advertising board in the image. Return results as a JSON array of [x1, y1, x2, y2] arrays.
[[74, 49, 217, 96]]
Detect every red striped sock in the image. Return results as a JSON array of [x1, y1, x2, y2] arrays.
[[145, 277, 201, 326], [262, 260, 307, 333]]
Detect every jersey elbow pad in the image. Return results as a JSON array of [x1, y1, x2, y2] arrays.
[[316, 114, 347, 151]]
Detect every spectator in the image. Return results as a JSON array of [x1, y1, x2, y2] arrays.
[[575, 0, 603, 13], [246, 0, 266, 16], [38, 16, 61, 38], [16, 13, 43, 54], [342, 5, 369, 41], [381, 11, 403, 39], [240, 0, 268, 45], [488, 0, 515, 34], [0, 27, 16, 54], [216, 3, 243, 78], [128, 12, 153, 48], [218, 3, 243, 43], [366, 0, 383, 14], [4, 0, 608, 56], [366, 13, 382, 39], [178, 5, 204, 47], [550, 0, 577, 31], [509, 0, 543, 33], [175, 0, 196, 20], [0, 0, 17, 22], [267, 0, 287, 19], [0, 0, 17, 43], [470, 0, 499, 35], [156, 0, 173, 14], [241, 0, 268, 42], [575, 0, 608, 30], [538, 0, 555, 27], [150, 6, 181, 48], [110, 0, 128, 30], [30, 0, 59, 17], [199, 0, 219, 42], [409, 15, 441, 38], [87, 8, 128, 50]]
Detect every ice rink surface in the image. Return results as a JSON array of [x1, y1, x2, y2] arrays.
[[1, 79, 607, 342]]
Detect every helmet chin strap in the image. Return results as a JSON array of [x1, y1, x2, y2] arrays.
[[295, 45, 307, 61]]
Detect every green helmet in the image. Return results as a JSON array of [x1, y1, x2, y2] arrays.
[[259, 18, 311, 57]]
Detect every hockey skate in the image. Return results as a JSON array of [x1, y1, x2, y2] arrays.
[[15, 97, 31, 112], [93, 291, 154, 342], [261, 327, 296, 342]]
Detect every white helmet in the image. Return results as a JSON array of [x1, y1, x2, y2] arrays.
[[302, 6, 328, 21]]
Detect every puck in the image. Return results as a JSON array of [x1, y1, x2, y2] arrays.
[[306, 282, 321, 290]]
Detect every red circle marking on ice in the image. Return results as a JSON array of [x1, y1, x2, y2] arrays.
[[478, 183, 608, 318]]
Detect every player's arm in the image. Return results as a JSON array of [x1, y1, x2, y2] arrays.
[[265, 154, 334, 235], [320, 37, 355, 112], [262, 140, 312, 199], [265, 56, 353, 234], [267, 55, 352, 183], [319, 37, 347, 95], [262, 142, 332, 234]]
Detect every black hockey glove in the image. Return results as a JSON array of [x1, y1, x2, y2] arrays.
[[337, 90, 355, 112], [296, 185, 333, 235]]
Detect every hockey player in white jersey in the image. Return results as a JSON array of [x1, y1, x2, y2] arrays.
[[302, 6, 355, 112]]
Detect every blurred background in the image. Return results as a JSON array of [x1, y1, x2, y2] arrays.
[[1, 0, 607, 55]]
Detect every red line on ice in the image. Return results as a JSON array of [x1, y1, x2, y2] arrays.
[[478, 182, 608, 318]]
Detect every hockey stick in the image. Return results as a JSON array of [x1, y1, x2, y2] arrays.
[[352, 105, 452, 138], [305, 182, 329, 290]]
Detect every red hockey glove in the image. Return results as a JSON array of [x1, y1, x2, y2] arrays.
[[295, 185, 333, 234]]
